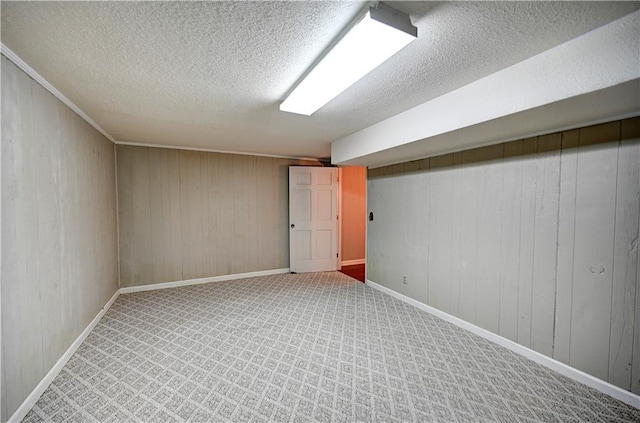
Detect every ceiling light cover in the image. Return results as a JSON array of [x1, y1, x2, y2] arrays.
[[280, 4, 417, 116]]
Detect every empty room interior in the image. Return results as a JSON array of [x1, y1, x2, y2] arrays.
[[2, 1, 640, 422]]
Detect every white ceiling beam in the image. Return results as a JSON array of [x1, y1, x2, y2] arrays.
[[331, 10, 640, 166]]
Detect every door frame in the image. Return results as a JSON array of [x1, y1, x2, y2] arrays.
[[338, 167, 343, 270], [336, 166, 367, 271]]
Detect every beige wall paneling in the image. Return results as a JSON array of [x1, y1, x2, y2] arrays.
[[569, 122, 620, 381], [148, 148, 167, 281], [116, 145, 134, 286], [1, 57, 118, 421], [615, 117, 640, 393], [474, 144, 504, 334], [408, 160, 430, 304], [232, 154, 257, 274], [20, 56, 45, 405], [216, 151, 235, 277], [116, 146, 318, 287], [230, 154, 247, 275], [530, 134, 561, 356], [366, 117, 640, 393], [499, 140, 524, 342], [553, 129, 580, 365], [367, 164, 392, 293], [230, 154, 246, 274], [202, 151, 218, 276], [516, 137, 538, 349], [256, 157, 279, 270], [428, 154, 454, 315], [2, 55, 43, 421], [95, 126, 118, 307], [179, 150, 204, 280], [627, 117, 640, 395], [160, 149, 184, 282], [32, 71, 63, 373], [450, 152, 464, 316], [149, 149, 169, 282], [132, 146, 153, 284], [199, 151, 213, 277], [367, 162, 427, 303], [458, 150, 480, 324]]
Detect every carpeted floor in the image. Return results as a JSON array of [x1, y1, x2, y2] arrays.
[[22, 272, 640, 422]]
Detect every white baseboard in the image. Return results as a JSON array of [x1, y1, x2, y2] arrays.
[[120, 268, 290, 294], [8, 289, 120, 423], [8, 268, 291, 422], [365, 279, 640, 410], [341, 259, 365, 266]]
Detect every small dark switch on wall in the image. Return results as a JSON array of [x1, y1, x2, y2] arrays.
[[369, 212, 374, 221]]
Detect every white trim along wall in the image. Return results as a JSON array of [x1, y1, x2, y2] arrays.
[[9, 268, 640, 422], [0, 44, 320, 163], [366, 279, 640, 410], [6, 268, 290, 423]]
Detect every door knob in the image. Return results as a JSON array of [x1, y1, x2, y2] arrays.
[[291, 224, 295, 228]]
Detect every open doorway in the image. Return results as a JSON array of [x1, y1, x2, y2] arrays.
[[338, 166, 367, 282]]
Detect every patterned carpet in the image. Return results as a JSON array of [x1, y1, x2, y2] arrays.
[[22, 272, 640, 422]]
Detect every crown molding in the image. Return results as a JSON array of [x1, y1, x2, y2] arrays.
[[2, 43, 324, 162], [1, 43, 117, 143], [114, 141, 322, 162]]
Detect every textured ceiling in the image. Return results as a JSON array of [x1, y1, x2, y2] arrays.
[[2, 1, 639, 159]]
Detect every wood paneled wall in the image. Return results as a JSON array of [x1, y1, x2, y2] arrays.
[[367, 117, 640, 393], [340, 166, 366, 262], [1, 57, 119, 422], [116, 145, 319, 287]]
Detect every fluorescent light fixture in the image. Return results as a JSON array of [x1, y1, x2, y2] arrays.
[[280, 2, 417, 116]]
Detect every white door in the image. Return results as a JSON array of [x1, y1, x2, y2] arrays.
[[289, 166, 339, 273]]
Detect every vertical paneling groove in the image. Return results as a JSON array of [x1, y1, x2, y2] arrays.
[[616, 117, 640, 394], [149, 148, 167, 282], [32, 77, 63, 372], [131, 147, 152, 285], [22, 67, 45, 403], [531, 134, 561, 356], [499, 141, 523, 341], [367, 117, 640, 394], [428, 155, 454, 314], [517, 137, 538, 348], [474, 145, 503, 333], [459, 151, 479, 323], [231, 155, 248, 274], [200, 152, 212, 277], [247, 156, 259, 273], [570, 122, 619, 380], [553, 129, 579, 364], [256, 157, 271, 269], [117, 146, 134, 286], [608, 120, 638, 389], [413, 159, 429, 304], [203, 152, 216, 277], [180, 151, 205, 280], [450, 152, 463, 316]]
